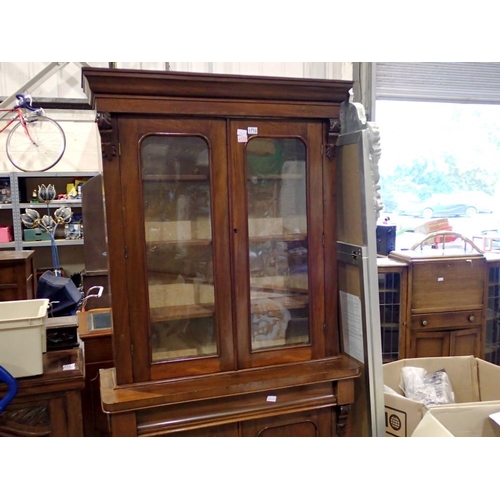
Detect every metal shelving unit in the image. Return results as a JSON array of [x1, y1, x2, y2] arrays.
[[2, 171, 99, 251]]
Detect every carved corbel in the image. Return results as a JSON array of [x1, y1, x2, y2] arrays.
[[336, 404, 351, 437], [97, 112, 118, 161], [325, 118, 341, 160]]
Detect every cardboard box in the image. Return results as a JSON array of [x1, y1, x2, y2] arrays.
[[23, 228, 51, 241], [413, 218, 450, 235], [411, 404, 500, 437], [384, 356, 500, 437]]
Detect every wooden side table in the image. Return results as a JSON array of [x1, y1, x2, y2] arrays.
[[0, 345, 85, 436]]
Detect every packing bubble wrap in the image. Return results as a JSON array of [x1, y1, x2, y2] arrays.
[[399, 366, 455, 406]]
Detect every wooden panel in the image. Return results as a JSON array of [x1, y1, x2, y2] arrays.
[[0, 250, 34, 301], [451, 328, 481, 357], [412, 331, 450, 358], [165, 423, 239, 437], [135, 382, 336, 436], [336, 141, 363, 246], [240, 408, 332, 437], [99, 356, 360, 415], [82, 68, 352, 105], [82, 361, 113, 436], [411, 259, 486, 312]]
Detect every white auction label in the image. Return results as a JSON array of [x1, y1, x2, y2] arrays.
[[237, 129, 248, 142], [266, 395, 277, 402], [248, 127, 258, 135]]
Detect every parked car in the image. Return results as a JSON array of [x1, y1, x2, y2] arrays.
[[396, 192, 495, 218]]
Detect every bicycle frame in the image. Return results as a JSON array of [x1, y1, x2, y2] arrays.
[[0, 107, 24, 134], [0, 96, 41, 145]]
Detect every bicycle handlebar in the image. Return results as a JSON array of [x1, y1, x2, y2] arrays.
[[15, 94, 38, 112]]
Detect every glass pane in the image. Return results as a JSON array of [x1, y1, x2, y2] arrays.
[[141, 135, 216, 362], [246, 137, 309, 351]]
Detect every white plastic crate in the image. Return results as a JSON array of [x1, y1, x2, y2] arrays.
[[0, 298, 49, 378]]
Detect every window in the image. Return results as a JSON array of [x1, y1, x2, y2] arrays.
[[374, 63, 500, 251]]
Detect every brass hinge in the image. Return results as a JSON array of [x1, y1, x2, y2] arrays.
[[322, 233, 325, 247], [118, 143, 122, 156], [124, 245, 128, 259]]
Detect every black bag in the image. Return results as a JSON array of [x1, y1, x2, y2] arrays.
[[36, 270, 82, 317]]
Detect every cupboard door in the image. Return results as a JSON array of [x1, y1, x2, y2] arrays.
[[378, 268, 407, 362], [485, 263, 500, 365], [118, 117, 234, 381], [229, 120, 331, 368], [240, 408, 333, 437], [450, 328, 480, 357], [411, 331, 450, 358]]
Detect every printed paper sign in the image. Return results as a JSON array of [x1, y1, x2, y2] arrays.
[[339, 291, 364, 363]]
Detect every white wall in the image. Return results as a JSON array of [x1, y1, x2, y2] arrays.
[[0, 62, 353, 173]]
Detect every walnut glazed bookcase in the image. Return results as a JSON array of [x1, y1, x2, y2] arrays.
[[82, 68, 361, 437]]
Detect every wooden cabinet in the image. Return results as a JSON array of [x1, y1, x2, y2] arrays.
[[378, 252, 500, 365], [0, 346, 85, 436], [388, 250, 486, 360], [83, 68, 361, 437], [77, 308, 113, 437], [0, 250, 35, 301]]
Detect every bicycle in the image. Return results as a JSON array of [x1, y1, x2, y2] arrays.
[[0, 93, 66, 172]]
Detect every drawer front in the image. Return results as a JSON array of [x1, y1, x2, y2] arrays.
[[411, 310, 481, 330]]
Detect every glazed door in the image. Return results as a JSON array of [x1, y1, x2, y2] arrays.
[[229, 120, 335, 369], [118, 117, 234, 381]]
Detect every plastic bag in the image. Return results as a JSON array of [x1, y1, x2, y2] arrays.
[[400, 366, 455, 406], [36, 270, 82, 317]]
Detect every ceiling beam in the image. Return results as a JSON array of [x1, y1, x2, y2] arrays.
[[0, 62, 90, 109]]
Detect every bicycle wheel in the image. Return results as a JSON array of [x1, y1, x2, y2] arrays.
[[6, 115, 66, 172]]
